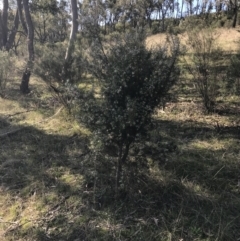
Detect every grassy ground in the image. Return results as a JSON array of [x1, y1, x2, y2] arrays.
[[0, 28, 240, 241]]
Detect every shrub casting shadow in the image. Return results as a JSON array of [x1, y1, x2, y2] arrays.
[[0, 117, 240, 240]]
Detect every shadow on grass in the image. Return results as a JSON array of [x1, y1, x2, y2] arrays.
[[3, 79, 60, 118], [0, 116, 240, 241]]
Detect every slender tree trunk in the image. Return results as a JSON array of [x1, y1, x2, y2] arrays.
[[2, 0, 20, 51], [20, 68, 31, 94], [189, 0, 193, 15], [0, 12, 3, 49], [20, 0, 34, 94], [181, 0, 184, 18], [62, 0, 78, 81], [6, 9, 19, 51], [17, 0, 28, 35], [22, 0, 34, 62], [104, 19, 107, 34], [232, 0, 238, 28], [2, 0, 9, 48], [115, 144, 123, 199], [162, 9, 165, 31], [115, 141, 131, 199], [196, 0, 199, 15]]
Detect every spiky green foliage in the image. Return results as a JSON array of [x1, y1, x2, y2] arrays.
[[78, 32, 180, 193], [89, 33, 179, 144]]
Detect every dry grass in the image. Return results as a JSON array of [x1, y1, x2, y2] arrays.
[[146, 27, 240, 52]]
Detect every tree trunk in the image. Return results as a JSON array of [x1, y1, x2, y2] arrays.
[[23, 0, 34, 62], [115, 141, 131, 199], [162, 9, 165, 31], [232, 0, 238, 28], [6, 9, 19, 51], [21, 0, 34, 93], [0, 12, 3, 49], [17, 0, 28, 35], [62, 0, 78, 81], [20, 68, 31, 94], [2, 0, 9, 48], [180, 0, 184, 18], [189, 0, 193, 15], [115, 144, 123, 199]]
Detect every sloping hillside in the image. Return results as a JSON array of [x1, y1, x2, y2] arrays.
[[146, 27, 240, 52], [0, 27, 240, 241]]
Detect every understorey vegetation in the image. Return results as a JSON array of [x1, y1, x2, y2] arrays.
[[0, 1, 240, 240], [78, 32, 180, 197]]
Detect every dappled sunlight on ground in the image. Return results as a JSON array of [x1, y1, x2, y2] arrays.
[[0, 28, 240, 240]]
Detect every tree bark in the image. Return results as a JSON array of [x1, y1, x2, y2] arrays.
[[62, 0, 78, 80], [115, 141, 131, 199], [115, 144, 123, 199], [6, 9, 19, 51], [17, 0, 28, 35], [22, 0, 34, 62], [189, 0, 193, 15], [0, 12, 3, 49], [2, 0, 9, 48], [20, 0, 34, 94], [180, 0, 184, 18], [232, 0, 238, 28], [20, 68, 31, 94]]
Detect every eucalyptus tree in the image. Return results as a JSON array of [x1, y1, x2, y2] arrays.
[[0, 0, 20, 51], [1, 0, 9, 48], [154, 0, 172, 31], [30, 0, 68, 44], [185, 0, 194, 15], [17, 0, 28, 35], [22, 0, 34, 62], [5, 8, 19, 51], [137, 0, 155, 29], [231, 0, 238, 28], [105, 0, 122, 32], [18, 0, 34, 94], [62, 0, 78, 81], [124, 0, 141, 28]]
